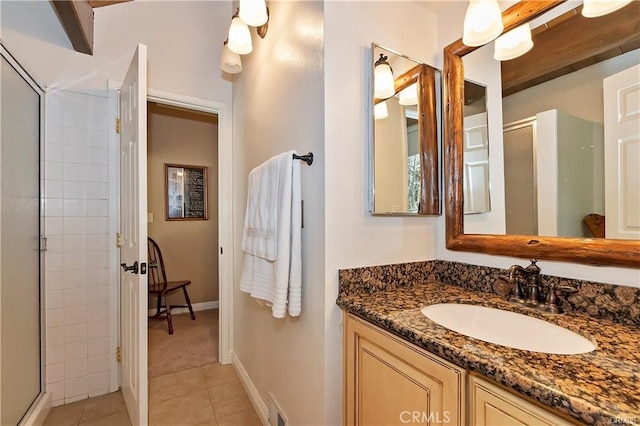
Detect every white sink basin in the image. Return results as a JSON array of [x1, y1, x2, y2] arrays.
[[421, 303, 596, 355]]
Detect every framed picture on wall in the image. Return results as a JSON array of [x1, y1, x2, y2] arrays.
[[164, 163, 208, 220]]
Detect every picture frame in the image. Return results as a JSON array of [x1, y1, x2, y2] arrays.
[[164, 163, 208, 220]]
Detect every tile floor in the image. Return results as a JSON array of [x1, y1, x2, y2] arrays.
[[43, 363, 262, 426]]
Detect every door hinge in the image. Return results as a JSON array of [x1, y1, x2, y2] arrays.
[[115, 118, 121, 134], [40, 237, 47, 252], [116, 232, 122, 248], [116, 346, 122, 363]]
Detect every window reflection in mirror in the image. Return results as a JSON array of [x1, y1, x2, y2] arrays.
[[461, 1, 640, 239], [371, 43, 441, 215]]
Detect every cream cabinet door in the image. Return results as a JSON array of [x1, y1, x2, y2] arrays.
[[344, 313, 465, 426], [469, 376, 578, 426]]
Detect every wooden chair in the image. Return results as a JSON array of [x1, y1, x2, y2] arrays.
[[147, 237, 195, 334]]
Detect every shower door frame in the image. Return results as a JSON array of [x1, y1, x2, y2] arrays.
[[0, 42, 48, 425]]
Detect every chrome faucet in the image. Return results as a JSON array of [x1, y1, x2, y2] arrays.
[[506, 259, 576, 314]]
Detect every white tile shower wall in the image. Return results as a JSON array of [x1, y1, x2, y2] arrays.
[[44, 90, 111, 406]]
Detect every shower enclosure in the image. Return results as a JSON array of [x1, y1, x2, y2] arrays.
[[0, 44, 44, 424]]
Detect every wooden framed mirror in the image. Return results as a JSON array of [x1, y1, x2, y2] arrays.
[[443, 1, 640, 267], [371, 43, 441, 216]]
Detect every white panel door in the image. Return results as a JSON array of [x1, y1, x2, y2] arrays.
[[604, 64, 640, 240], [464, 112, 491, 214], [119, 44, 148, 425]]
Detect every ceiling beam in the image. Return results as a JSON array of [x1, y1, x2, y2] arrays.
[[51, 0, 94, 55], [501, 2, 640, 96], [88, 0, 131, 8]]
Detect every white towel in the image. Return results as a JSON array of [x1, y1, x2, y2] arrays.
[[239, 151, 302, 318], [241, 153, 283, 261]]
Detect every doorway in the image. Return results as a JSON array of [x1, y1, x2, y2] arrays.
[[503, 118, 537, 235], [107, 82, 234, 422], [146, 102, 219, 378]]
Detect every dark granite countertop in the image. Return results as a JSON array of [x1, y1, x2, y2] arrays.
[[337, 281, 640, 425]]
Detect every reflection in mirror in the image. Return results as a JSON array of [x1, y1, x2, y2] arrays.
[[463, 80, 490, 215], [371, 44, 441, 215], [460, 1, 640, 239], [443, 0, 640, 267]]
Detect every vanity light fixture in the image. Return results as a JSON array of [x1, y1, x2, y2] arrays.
[[221, 40, 242, 74], [462, 0, 504, 47], [221, 6, 270, 74], [374, 54, 395, 100], [227, 10, 253, 55], [239, 0, 268, 27], [493, 23, 533, 61], [374, 101, 389, 120], [582, 0, 633, 17], [398, 83, 418, 106]]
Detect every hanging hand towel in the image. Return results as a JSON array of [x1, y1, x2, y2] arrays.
[[239, 151, 302, 318]]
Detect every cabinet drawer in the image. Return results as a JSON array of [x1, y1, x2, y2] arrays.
[[469, 375, 578, 426]]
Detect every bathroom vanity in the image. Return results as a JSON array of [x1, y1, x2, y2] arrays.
[[338, 261, 640, 426], [344, 314, 576, 425]]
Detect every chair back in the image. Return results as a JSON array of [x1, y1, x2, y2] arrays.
[[148, 237, 168, 288]]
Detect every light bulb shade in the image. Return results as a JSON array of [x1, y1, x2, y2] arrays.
[[374, 58, 395, 100], [582, 0, 632, 17], [221, 43, 242, 74], [398, 83, 419, 106], [228, 17, 253, 55], [463, 0, 504, 47], [239, 0, 268, 27], [493, 23, 533, 61], [374, 102, 388, 120]]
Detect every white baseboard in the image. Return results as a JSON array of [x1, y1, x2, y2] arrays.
[[147, 300, 218, 316], [232, 351, 270, 425], [20, 392, 52, 426]]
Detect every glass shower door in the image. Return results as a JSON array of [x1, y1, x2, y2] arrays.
[[1, 51, 42, 424]]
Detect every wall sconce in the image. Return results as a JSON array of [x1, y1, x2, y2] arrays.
[[227, 11, 253, 55], [240, 0, 268, 27], [221, 5, 270, 74], [374, 101, 389, 120], [493, 23, 533, 61], [398, 83, 418, 106], [374, 54, 395, 99], [221, 40, 242, 74], [463, 0, 503, 47], [582, 0, 632, 17]]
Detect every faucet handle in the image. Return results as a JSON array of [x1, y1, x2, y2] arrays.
[[526, 259, 540, 274], [543, 283, 577, 314]]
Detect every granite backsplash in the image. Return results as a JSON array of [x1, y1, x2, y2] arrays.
[[338, 259, 640, 327]]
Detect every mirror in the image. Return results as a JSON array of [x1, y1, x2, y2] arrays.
[[462, 80, 490, 215], [444, 1, 640, 267], [371, 43, 442, 215]]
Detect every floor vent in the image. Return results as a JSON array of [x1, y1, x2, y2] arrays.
[[269, 393, 288, 426]]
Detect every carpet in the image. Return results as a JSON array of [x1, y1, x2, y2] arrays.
[[148, 309, 219, 379]]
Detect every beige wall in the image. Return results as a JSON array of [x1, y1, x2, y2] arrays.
[[374, 99, 409, 213], [324, 3, 441, 423], [148, 103, 218, 306], [232, 1, 326, 424]]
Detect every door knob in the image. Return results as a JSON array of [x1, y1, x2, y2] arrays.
[[120, 261, 139, 274]]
